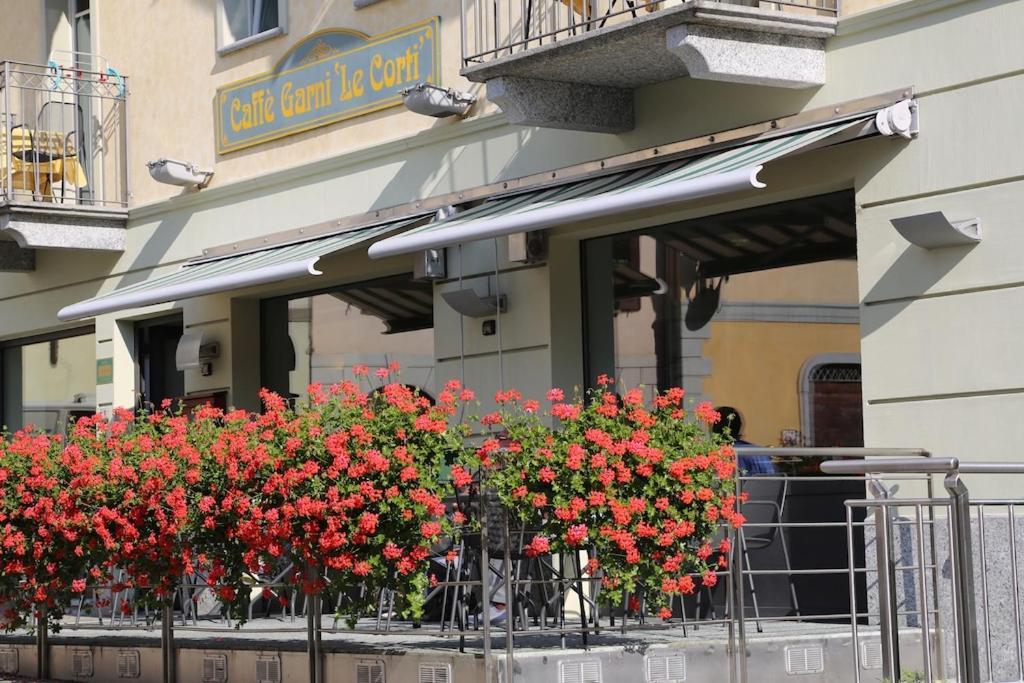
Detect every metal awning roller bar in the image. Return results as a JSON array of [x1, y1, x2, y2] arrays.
[[368, 101, 917, 258]]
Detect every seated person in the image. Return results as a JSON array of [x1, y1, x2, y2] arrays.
[[713, 406, 776, 475]]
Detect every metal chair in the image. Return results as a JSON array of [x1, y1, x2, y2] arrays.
[[739, 475, 801, 631]]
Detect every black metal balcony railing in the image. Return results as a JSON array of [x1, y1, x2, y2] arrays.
[[461, 0, 840, 66], [0, 60, 128, 209]]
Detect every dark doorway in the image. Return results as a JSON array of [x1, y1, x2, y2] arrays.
[[135, 315, 185, 408], [810, 363, 864, 447]]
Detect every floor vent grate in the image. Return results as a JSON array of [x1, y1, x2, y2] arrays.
[[0, 648, 18, 675], [785, 645, 825, 675], [860, 641, 884, 670], [560, 659, 601, 683], [72, 649, 94, 678], [357, 658, 386, 683], [648, 653, 687, 682], [201, 653, 228, 683], [117, 649, 140, 678], [419, 661, 452, 683], [256, 655, 282, 683]]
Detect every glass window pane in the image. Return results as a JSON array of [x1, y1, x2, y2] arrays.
[[261, 275, 435, 406], [222, 0, 251, 43], [255, 0, 279, 33], [583, 190, 862, 452], [3, 333, 96, 433]]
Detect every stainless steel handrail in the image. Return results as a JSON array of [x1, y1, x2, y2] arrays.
[[820, 457, 1024, 683]]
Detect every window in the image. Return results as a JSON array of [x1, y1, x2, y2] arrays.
[[261, 274, 436, 406], [1, 329, 96, 433], [218, 0, 286, 54], [582, 190, 861, 448]]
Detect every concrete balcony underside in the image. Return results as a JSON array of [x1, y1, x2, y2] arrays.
[[0, 201, 126, 270], [463, 2, 836, 133]]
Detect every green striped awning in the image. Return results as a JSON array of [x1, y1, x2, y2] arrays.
[[58, 219, 420, 321], [368, 115, 876, 259]]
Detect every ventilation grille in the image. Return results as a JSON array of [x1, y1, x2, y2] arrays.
[[201, 653, 228, 683], [648, 654, 686, 682], [860, 641, 883, 670], [72, 649, 94, 678], [785, 645, 825, 675], [809, 363, 861, 383], [560, 660, 601, 683], [0, 648, 18, 675], [117, 649, 140, 678], [419, 662, 452, 683], [256, 655, 282, 683], [357, 659, 386, 683]]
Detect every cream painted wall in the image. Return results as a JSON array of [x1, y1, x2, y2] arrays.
[[0, 1, 45, 64], [96, 0, 487, 206], [18, 333, 95, 404]]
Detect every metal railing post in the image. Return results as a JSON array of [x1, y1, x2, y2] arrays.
[[503, 510, 515, 683], [36, 607, 49, 680], [3, 62, 11, 202], [944, 472, 981, 683], [481, 487, 493, 682], [306, 566, 322, 683], [161, 603, 175, 683], [874, 491, 901, 680]]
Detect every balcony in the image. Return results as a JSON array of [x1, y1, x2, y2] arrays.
[[0, 60, 128, 270], [460, 0, 838, 132]]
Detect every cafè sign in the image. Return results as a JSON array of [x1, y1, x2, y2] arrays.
[[216, 18, 440, 154]]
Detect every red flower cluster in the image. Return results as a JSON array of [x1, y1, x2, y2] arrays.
[[473, 382, 742, 617], [0, 366, 470, 629]]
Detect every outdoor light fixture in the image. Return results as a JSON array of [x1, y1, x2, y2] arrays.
[[401, 83, 476, 118], [175, 330, 220, 376], [441, 288, 507, 317], [147, 158, 214, 189], [890, 211, 981, 249]]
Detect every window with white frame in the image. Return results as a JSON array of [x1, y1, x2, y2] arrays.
[[218, 0, 286, 53]]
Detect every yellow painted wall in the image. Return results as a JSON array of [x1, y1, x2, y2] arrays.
[[701, 321, 860, 446]]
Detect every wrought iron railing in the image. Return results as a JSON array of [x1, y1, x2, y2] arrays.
[[0, 60, 128, 209], [461, 0, 841, 66]]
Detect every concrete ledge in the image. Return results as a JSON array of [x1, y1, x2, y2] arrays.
[[0, 240, 35, 271], [486, 76, 634, 134], [667, 23, 826, 88], [0, 203, 126, 252]]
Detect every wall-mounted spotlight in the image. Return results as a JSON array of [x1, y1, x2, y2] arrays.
[[147, 158, 214, 189], [402, 83, 476, 118], [442, 288, 507, 318], [175, 330, 220, 377], [890, 211, 981, 249]]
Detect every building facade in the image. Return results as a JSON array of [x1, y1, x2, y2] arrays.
[[0, 0, 1020, 498]]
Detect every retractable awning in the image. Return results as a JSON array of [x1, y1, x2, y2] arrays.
[[58, 219, 419, 321], [367, 112, 890, 259]]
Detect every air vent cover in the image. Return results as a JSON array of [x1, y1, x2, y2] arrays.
[[202, 653, 228, 683], [648, 653, 687, 682], [357, 659, 386, 683], [419, 662, 452, 683], [860, 641, 883, 670], [560, 660, 601, 683], [117, 649, 141, 678], [256, 655, 282, 683], [72, 649, 94, 678], [0, 647, 18, 674], [785, 645, 825, 675]]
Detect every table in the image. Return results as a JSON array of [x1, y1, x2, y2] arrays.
[[0, 128, 88, 200]]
